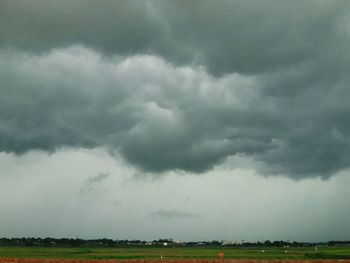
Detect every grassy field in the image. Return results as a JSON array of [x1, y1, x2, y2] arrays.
[[1, 246, 350, 260]]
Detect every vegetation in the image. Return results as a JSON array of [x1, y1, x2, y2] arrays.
[[2, 237, 349, 248], [1, 238, 350, 260], [1, 245, 350, 260]]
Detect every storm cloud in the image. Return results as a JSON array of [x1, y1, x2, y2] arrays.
[[1, 0, 350, 179]]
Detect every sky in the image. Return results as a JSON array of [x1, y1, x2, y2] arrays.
[[1, 0, 350, 242]]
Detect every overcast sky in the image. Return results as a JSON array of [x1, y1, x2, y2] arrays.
[[1, 0, 350, 242]]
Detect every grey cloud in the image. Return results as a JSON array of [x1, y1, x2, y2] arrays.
[[79, 172, 110, 196], [0, 0, 349, 75], [1, 46, 350, 179], [150, 209, 199, 220]]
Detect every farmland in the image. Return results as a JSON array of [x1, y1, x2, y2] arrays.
[[1, 246, 350, 260]]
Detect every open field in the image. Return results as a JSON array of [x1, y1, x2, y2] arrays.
[[1, 246, 350, 260]]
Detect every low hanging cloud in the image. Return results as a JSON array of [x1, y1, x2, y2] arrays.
[[150, 209, 199, 220], [1, 1, 350, 179], [79, 172, 110, 196]]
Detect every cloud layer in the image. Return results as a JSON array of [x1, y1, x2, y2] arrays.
[[1, 1, 350, 179], [1, 149, 350, 241]]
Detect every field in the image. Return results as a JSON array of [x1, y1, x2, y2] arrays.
[[1, 246, 350, 260]]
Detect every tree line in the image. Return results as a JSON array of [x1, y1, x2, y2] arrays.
[[0, 237, 349, 248]]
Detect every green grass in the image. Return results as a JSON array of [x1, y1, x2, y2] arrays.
[[0, 246, 350, 260]]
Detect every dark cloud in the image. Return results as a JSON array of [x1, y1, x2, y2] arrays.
[[0, 1, 163, 56], [1, 1, 350, 179], [0, 0, 348, 75], [150, 209, 199, 220]]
